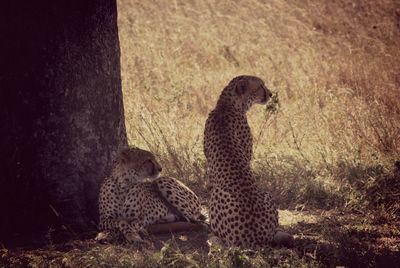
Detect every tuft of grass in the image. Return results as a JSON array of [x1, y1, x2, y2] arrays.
[[364, 165, 400, 223], [207, 243, 316, 268]]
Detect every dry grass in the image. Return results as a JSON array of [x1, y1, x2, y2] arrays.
[[115, 1, 400, 265], [3, 1, 399, 267], [118, 0, 400, 208]]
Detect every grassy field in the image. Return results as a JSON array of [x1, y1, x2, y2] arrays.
[[119, 0, 399, 214], [2, 0, 399, 267]]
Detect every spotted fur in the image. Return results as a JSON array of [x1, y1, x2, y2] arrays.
[[204, 75, 278, 248]]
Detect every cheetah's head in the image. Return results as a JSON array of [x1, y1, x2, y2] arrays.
[[116, 147, 162, 182], [220, 75, 273, 111]]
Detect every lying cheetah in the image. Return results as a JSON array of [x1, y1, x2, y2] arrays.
[[204, 75, 291, 248], [98, 147, 204, 244]]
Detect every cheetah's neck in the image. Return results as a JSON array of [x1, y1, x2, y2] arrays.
[[216, 87, 248, 112]]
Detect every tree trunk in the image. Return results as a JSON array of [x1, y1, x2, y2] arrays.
[[0, 1, 126, 241]]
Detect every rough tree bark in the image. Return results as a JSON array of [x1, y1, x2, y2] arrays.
[[0, 1, 127, 241]]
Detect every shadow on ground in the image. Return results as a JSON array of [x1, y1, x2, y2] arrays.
[[1, 209, 399, 267]]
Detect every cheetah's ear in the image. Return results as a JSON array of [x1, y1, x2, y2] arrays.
[[234, 79, 247, 95], [118, 148, 131, 163]]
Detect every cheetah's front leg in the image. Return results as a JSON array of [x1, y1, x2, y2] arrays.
[[98, 218, 149, 245], [117, 219, 151, 246]]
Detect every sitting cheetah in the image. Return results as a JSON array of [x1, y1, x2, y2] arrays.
[[204, 75, 291, 248], [98, 147, 204, 244]]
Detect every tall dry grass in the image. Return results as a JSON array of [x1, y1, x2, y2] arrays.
[[117, 0, 400, 209]]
